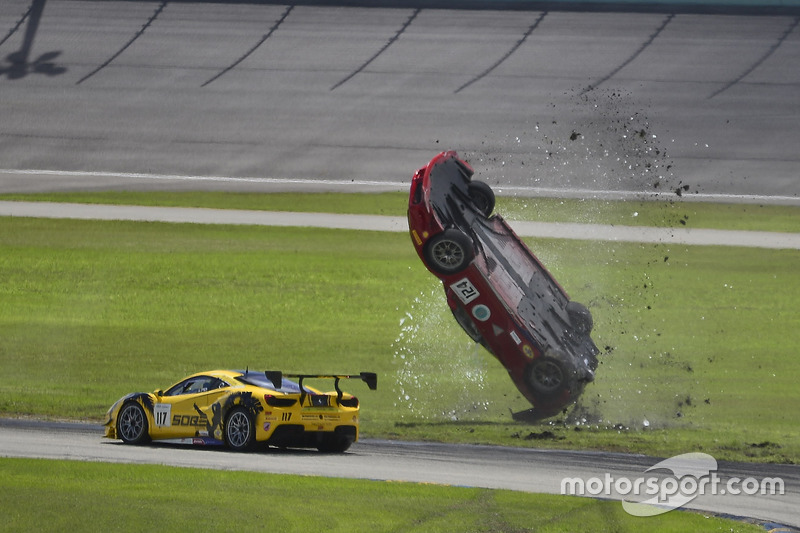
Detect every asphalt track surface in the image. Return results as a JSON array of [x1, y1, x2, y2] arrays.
[[0, 0, 799, 202], [1, 418, 799, 528], [2, 0, 799, 528]]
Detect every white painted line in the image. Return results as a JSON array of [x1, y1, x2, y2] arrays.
[[2, 168, 798, 205], [1, 201, 798, 250], [509, 220, 800, 250], [0, 202, 408, 232], [0, 168, 406, 190], [493, 185, 800, 206]]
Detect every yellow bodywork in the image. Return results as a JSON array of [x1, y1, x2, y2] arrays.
[[104, 369, 362, 451]]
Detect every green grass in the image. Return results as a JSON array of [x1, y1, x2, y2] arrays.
[[0, 192, 795, 532], [2, 191, 799, 232], [0, 458, 763, 532], [1, 214, 798, 463]]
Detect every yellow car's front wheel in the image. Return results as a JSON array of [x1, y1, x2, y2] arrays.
[[117, 402, 150, 445]]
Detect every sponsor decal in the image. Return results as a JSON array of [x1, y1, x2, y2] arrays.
[[161, 437, 224, 446], [172, 414, 209, 427], [411, 229, 422, 245], [301, 413, 340, 422], [472, 304, 491, 321], [523, 345, 534, 359], [510, 331, 522, 345], [263, 422, 271, 432]]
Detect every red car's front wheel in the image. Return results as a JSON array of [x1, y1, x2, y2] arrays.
[[424, 229, 474, 275]]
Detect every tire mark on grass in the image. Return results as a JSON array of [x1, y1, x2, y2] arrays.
[[202, 5, 294, 87], [455, 11, 547, 94], [709, 15, 800, 99], [581, 13, 674, 96], [330, 8, 420, 91], [76, 0, 167, 85]]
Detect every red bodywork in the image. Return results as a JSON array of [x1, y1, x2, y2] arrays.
[[407, 151, 598, 417]]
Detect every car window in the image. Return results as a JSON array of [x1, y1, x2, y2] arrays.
[[165, 376, 228, 396]]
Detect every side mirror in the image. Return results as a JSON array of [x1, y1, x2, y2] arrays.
[[155, 389, 164, 397]]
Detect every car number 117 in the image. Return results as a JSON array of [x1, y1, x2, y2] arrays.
[[154, 403, 171, 427]]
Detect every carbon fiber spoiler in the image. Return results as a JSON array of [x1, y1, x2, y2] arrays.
[[264, 371, 377, 404]]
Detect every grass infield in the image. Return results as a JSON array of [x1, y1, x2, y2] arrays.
[[0, 193, 798, 464], [0, 458, 765, 532]]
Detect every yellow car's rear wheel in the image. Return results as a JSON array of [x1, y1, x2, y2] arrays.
[[224, 407, 255, 451], [117, 402, 150, 445]]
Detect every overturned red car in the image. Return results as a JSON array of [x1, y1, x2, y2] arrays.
[[407, 151, 599, 418]]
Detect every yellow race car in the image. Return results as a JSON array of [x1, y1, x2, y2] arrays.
[[104, 369, 377, 453]]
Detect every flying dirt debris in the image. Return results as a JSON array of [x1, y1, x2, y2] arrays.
[[407, 151, 600, 420]]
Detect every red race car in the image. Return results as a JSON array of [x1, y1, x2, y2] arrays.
[[407, 151, 599, 419]]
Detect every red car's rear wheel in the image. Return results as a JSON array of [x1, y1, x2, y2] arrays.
[[468, 180, 495, 216], [525, 357, 568, 398]]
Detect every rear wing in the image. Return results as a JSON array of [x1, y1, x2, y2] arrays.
[[264, 371, 377, 404]]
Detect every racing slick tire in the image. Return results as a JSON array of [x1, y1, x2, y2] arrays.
[[224, 407, 256, 452], [467, 180, 495, 217], [566, 301, 593, 336], [424, 228, 474, 275], [117, 402, 151, 445], [525, 356, 571, 399]]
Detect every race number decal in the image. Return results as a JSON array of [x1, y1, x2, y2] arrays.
[[154, 403, 171, 427], [451, 278, 479, 304]]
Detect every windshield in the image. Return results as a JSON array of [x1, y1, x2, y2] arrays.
[[164, 375, 228, 396]]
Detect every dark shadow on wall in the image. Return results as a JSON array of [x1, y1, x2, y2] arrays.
[[0, 0, 67, 80]]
